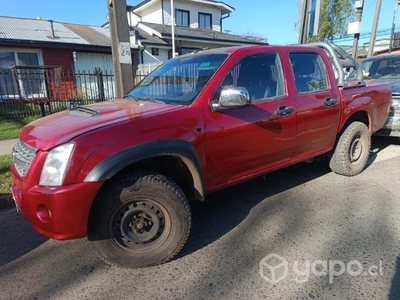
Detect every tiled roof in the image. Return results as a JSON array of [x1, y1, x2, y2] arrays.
[[63, 23, 112, 47], [140, 22, 267, 45], [0, 15, 264, 50], [0, 15, 169, 49], [0, 16, 90, 44], [133, 26, 168, 46]]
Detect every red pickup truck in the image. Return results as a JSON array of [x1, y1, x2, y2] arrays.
[[11, 43, 391, 268]]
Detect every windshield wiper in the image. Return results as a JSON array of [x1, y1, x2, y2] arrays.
[[123, 94, 136, 100]]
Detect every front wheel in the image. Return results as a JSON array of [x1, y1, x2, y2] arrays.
[[329, 121, 371, 176], [88, 173, 191, 268]]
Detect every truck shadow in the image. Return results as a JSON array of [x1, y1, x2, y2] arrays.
[[178, 160, 331, 259], [0, 208, 48, 267]]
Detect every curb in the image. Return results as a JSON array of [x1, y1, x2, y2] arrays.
[[0, 194, 14, 210]]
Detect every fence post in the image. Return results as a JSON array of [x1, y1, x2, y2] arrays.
[[10, 67, 22, 100], [95, 68, 105, 102], [43, 68, 52, 116]]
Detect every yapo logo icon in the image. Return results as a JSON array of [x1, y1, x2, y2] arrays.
[[259, 253, 288, 283], [259, 254, 384, 284]]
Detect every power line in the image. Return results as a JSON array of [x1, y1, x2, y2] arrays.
[[333, 26, 400, 43]]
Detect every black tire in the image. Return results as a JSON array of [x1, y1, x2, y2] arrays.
[[329, 121, 371, 176], [88, 173, 191, 268]]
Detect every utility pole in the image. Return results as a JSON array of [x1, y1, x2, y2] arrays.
[[108, 0, 134, 98], [367, 0, 382, 57], [389, 0, 400, 54], [171, 0, 176, 58], [299, 0, 311, 44], [352, 0, 364, 59]]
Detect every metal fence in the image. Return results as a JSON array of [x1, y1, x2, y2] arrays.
[[0, 64, 160, 120], [0, 66, 116, 120]]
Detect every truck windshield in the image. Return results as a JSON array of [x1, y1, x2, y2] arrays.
[[126, 53, 228, 105]]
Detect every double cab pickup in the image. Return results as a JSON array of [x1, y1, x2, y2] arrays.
[[11, 43, 392, 268]]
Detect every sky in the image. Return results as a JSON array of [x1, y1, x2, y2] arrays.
[[1, 0, 398, 46]]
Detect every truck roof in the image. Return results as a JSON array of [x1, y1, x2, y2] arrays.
[[181, 44, 323, 57]]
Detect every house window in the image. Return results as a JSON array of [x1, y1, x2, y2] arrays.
[[152, 48, 159, 56], [0, 49, 44, 99], [199, 13, 212, 29], [175, 9, 189, 27]]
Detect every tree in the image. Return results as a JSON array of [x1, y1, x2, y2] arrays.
[[240, 31, 268, 43], [310, 0, 354, 42]]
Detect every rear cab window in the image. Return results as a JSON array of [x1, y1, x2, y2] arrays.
[[289, 52, 329, 94]]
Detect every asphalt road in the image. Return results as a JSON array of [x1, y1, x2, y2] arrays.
[[1, 137, 400, 300]]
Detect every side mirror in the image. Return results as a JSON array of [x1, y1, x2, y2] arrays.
[[211, 86, 251, 112]]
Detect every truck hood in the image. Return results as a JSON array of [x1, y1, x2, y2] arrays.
[[20, 99, 183, 150]]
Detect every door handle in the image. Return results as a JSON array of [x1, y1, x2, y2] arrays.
[[323, 98, 338, 107], [275, 105, 294, 117]]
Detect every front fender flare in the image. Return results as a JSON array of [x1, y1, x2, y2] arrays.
[[84, 139, 205, 201]]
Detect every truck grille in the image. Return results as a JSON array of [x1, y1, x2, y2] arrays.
[[12, 140, 37, 177]]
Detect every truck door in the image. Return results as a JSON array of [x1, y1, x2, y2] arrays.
[[204, 51, 296, 189], [289, 52, 341, 157]]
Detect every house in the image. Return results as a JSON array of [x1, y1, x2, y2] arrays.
[[116, 0, 267, 71], [0, 16, 118, 102]]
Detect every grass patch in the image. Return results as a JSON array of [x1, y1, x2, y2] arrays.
[[0, 116, 40, 140], [0, 155, 12, 194]]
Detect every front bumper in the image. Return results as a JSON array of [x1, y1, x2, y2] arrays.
[[12, 177, 103, 240]]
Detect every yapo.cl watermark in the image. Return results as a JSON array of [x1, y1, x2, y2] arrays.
[[259, 253, 383, 284]]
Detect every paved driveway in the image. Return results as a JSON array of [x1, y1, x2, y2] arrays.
[[1, 137, 399, 300]]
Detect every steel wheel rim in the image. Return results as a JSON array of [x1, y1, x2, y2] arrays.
[[350, 135, 363, 163], [109, 198, 170, 253]]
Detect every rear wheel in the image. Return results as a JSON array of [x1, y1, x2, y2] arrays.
[[88, 173, 191, 268], [329, 121, 370, 176]]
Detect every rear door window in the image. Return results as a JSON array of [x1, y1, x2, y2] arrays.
[[289, 52, 329, 94]]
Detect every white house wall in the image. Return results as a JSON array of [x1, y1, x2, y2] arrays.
[[140, 2, 163, 24], [73, 52, 115, 100], [137, 48, 167, 76], [74, 52, 113, 73], [141, 47, 169, 64], [128, 12, 142, 26], [163, 0, 222, 31]]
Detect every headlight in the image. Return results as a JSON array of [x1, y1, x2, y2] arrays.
[[39, 143, 75, 186]]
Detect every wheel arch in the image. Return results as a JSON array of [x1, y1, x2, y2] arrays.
[[340, 110, 370, 134], [85, 139, 205, 201]]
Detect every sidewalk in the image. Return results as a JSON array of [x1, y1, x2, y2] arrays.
[[0, 138, 18, 156], [0, 138, 18, 209]]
